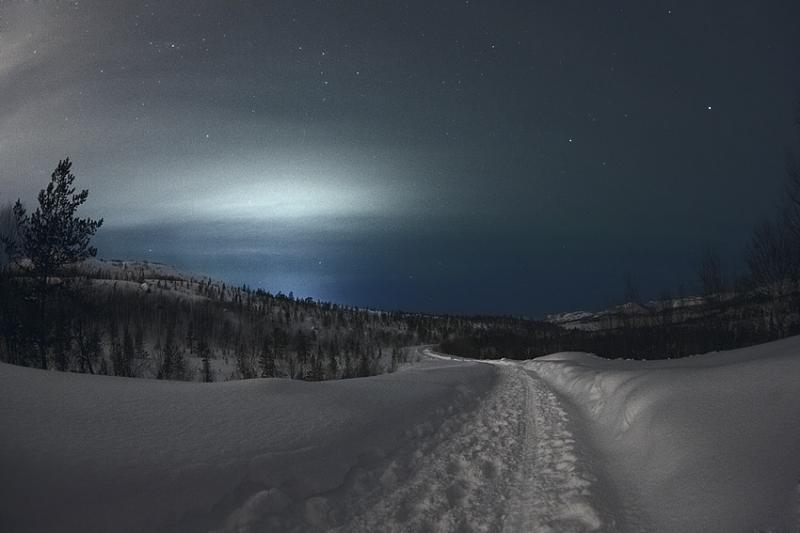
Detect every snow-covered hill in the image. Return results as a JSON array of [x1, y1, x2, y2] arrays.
[[529, 336, 800, 532], [545, 296, 708, 331], [0, 352, 495, 532], [2, 339, 799, 532]]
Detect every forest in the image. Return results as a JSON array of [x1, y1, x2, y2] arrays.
[[3, 124, 800, 379]]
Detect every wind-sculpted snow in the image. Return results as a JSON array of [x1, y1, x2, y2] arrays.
[[0, 357, 494, 532], [12, 334, 797, 532], [337, 362, 609, 533], [0, 347, 614, 532], [528, 337, 800, 533]]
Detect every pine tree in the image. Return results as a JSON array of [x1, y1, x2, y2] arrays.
[[7, 158, 103, 285], [390, 346, 402, 373], [173, 347, 186, 380], [4, 158, 103, 369], [198, 340, 213, 382], [121, 327, 135, 377], [327, 340, 339, 379], [295, 330, 309, 364], [157, 341, 173, 380], [357, 349, 371, 378], [307, 351, 324, 381], [235, 344, 255, 379], [259, 334, 275, 378], [134, 325, 145, 360]]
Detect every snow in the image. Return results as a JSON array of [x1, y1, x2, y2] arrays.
[[3, 338, 800, 532], [527, 336, 800, 532], [0, 346, 615, 532], [84, 257, 189, 280], [0, 354, 496, 532]]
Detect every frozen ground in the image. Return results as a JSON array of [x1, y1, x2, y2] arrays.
[[528, 336, 800, 533], [0, 346, 610, 532], [2, 340, 800, 532]]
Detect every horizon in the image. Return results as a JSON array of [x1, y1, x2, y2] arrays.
[[3, 1, 800, 316], [82, 254, 714, 321]]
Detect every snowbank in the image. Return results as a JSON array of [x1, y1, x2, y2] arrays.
[[0, 357, 495, 532], [528, 336, 800, 532]]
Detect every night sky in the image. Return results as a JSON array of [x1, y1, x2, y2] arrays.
[[2, 1, 799, 316]]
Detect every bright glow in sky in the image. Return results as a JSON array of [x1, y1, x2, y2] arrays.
[[2, 0, 800, 315], [177, 174, 398, 222], [94, 157, 412, 227]]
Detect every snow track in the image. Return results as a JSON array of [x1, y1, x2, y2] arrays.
[[0, 352, 612, 533], [6, 339, 800, 532], [309, 360, 608, 532], [503, 368, 605, 532]]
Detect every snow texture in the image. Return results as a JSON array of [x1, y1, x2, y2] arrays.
[[0, 346, 612, 532], [3, 338, 800, 532], [528, 336, 800, 532]]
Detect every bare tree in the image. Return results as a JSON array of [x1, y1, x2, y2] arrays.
[[622, 272, 641, 304], [697, 248, 724, 300], [746, 218, 798, 295], [0, 200, 18, 270], [781, 103, 800, 239]]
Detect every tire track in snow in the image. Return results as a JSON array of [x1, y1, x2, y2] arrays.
[[502, 367, 605, 532], [339, 364, 525, 532], [339, 362, 607, 532], [211, 355, 610, 532]]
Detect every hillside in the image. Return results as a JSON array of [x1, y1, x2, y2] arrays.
[[3, 339, 800, 532], [3, 256, 800, 382], [445, 285, 800, 361], [0, 258, 553, 382], [528, 336, 800, 532]]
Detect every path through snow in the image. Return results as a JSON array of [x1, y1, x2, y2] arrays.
[[0, 349, 614, 533], [325, 352, 612, 532]]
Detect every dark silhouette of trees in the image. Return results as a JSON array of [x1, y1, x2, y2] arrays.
[[746, 219, 797, 294], [258, 333, 275, 378], [198, 340, 213, 382], [0, 201, 17, 270], [1, 159, 103, 369], [157, 335, 186, 381], [698, 248, 725, 299], [121, 327, 135, 377], [746, 103, 800, 306], [6, 158, 103, 285], [74, 320, 101, 375], [781, 103, 800, 239]]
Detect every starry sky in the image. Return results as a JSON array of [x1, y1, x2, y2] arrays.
[[2, 1, 800, 316]]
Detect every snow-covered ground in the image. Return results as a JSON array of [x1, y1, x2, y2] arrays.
[[0, 346, 611, 532], [2, 339, 800, 532], [1, 352, 493, 533], [528, 336, 800, 532]]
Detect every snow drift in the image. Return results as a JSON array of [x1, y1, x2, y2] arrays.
[[0, 357, 495, 533], [3, 336, 800, 532], [528, 336, 800, 532]]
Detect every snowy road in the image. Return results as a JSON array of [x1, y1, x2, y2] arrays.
[[324, 348, 613, 532], [1, 348, 614, 533], [5, 341, 800, 532], [222, 349, 613, 532]]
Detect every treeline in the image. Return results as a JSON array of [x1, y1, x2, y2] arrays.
[[440, 289, 800, 360], [0, 266, 450, 380], [442, 104, 800, 361], [5, 120, 800, 371], [0, 158, 446, 381]]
